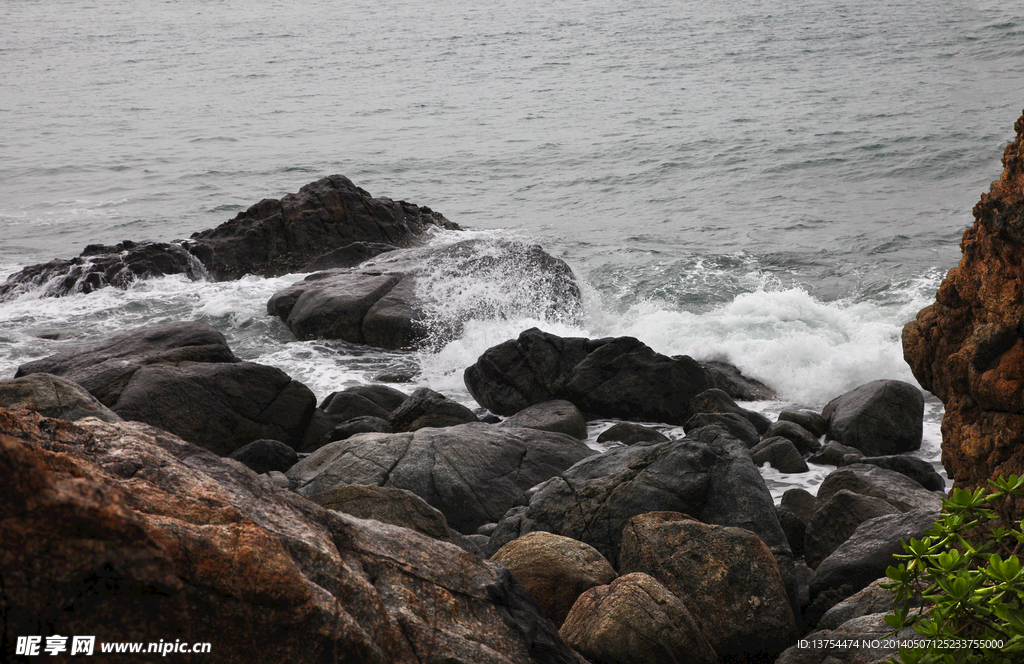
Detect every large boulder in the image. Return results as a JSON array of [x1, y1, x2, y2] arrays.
[[619, 512, 797, 664], [749, 437, 809, 474], [684, 412, 759, 447], [486, 425, 793, 578], [15, 320, 238, 406], [188, 174, 458, 280], [0, 407, 584, 664], [268, 240, 583, 350], [687, 388, 772, 434], [309, 484, 452, 541], [559, 572, 720, 664], [808, 509, 940, 621], [816, 464, 943, 514], [286, 422, 596, 534], [499, 400, 588, 440], [15, 321, 316, 454], [903, 111, 1024, 500], [387, 387, 479, 431], [595, 422, 669, 446], [112, 361, 317, 455], [802, 490, 900, 569], [698, 360, 776, 401], [464, 328, 709, 423], [763, 419, 821, 455], [228, 439, 299, 475], [491, 532, 617, 628], [822, 380, 924, 456], [0, 373, 121, 423], [0, 240, 207, 301]]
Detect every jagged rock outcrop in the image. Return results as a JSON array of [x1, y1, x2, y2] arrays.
[[0, 176, 458, 299], [0, 407, 584, 664], [0, 240, 207, 301], [904, 109, 1024, 498]]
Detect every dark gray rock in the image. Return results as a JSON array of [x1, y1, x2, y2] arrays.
[[320, 391, 392, 421], [595, 422, 669, 446], [388, 388, 479, 431], [112, 361, 317, 455], [486, 425, 793, 577], [326, 384, 409, 413], [0, 240, 207, 301], [823, 380, 925, 456], [803, 490, 900, 569], [763, 419, 821, 455], [684, 412, 759, 447], [780, 488, 817, 524], [808, 509, 940, 619], [698, 360, 776, 401], [777, 409, 828, 438], [286, 422, 596, 534], [302, 242, 399, 271], [326, 416, 395, 442], [776, 506, 806, 556], [0, 373, 121, 423], [750, 437, 809, 473], [854, 455, 946, 492], [499, 400, 588, 440], [687, 388, 772, 434], [15, 321, 237, 407], [229, 439, 299, 475], [464, 328, 709, 423], [817, 464, 943, 513], [309, 484, 452, 541], [807, 440, 863, 466], [188, 174, 458, 280], [816, 578, 922, 631]]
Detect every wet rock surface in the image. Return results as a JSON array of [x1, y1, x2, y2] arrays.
[[464, 328, 709, 423]]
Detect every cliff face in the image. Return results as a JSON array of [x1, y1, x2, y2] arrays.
[[903, 109, 1024, 492]]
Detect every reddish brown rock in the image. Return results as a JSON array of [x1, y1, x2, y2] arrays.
[[618, 511, 797, 664], [491, 531, 617, 627], [0, 407, 584, 664], [559, 572, 720, 664], [903, 109, 1024, 501]]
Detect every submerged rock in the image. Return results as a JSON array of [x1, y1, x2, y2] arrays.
[[464, 328, 708, 423], [0, 407, 584, 664], [904, 110, 1024, 498]]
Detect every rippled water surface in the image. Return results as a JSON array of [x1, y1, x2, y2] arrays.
[[3, 0, 1023, 494]]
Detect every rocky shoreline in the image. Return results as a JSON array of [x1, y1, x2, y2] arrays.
[[4, 109, 1024, 663]]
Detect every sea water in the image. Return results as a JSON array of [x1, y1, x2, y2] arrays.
[[2, 0, 1023, 499]]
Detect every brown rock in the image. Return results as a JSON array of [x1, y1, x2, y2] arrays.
[[619, 511, 797, 664], [903, 108, 1024, 506], [491, 531, 617, 627], [0, 406, 584, 664], [559, 572, 719, 664], [309, 484, 451, 540]]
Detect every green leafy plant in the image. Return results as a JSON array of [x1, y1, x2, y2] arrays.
[[882, 475, 1024, 664]]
